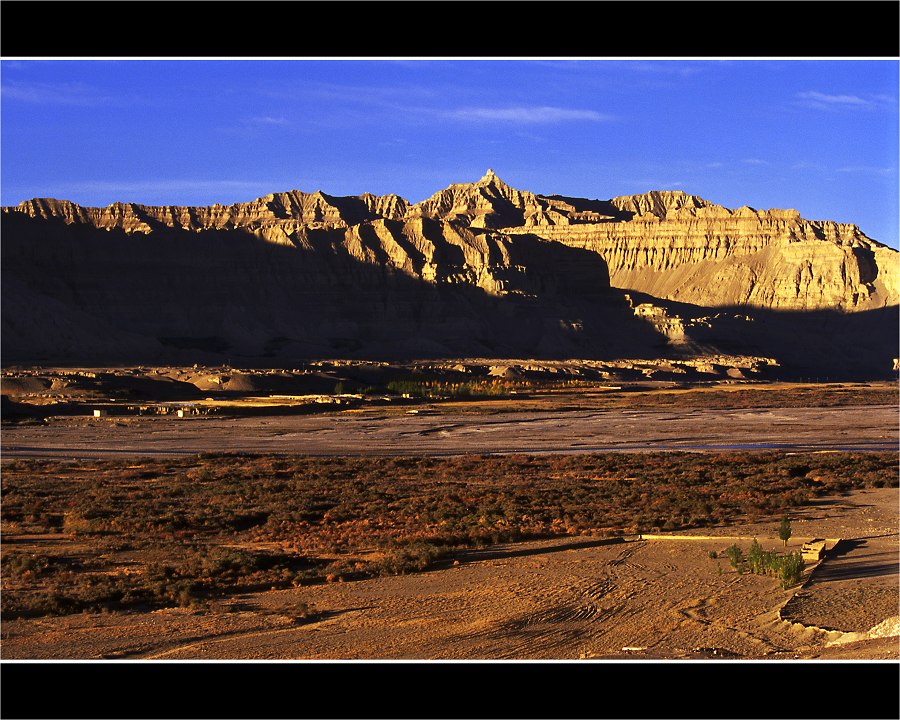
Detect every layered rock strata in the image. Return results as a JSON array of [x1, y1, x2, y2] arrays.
[[11, 171, 895, 313], [3, 171, 897, 374]]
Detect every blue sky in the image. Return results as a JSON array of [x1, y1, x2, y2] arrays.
[[2, 59, 898, 248]]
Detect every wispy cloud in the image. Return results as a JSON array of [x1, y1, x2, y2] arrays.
[[1, 80, 150, 107], [2, 80, 114, 106], [623, 179, 685, 191], [795, 90, 872, 110], [446, 106, 611, 124], [29, 179, 285, 204], [254, 80, 614, 127], [624, 61, 704, 78], [836, 166, 895, 176], [742, 158, 769, 166], [261, 81, 437, 107], [531, 60, 592, 71], [247, 115, 290, 126]]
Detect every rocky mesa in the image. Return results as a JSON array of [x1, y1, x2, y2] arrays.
[[2, 170, 897, 375]]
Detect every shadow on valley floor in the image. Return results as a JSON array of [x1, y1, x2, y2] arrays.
[[808, 539, 900, 583], [453, 536, 626, 565]]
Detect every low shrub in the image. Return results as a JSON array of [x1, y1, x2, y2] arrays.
[[373, 542, 447, 576], [2, 552, 52, 578]]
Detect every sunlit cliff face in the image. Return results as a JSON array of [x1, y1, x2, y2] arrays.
[[2, 171, 897, 369]]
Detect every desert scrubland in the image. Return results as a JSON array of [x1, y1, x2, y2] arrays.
[[2, 172, 897, 664], [2, 396, 897, 660]]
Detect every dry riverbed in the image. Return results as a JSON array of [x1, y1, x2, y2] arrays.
[[2, 403, 896, 460]]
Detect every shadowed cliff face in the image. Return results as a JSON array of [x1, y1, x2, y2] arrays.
[[1, 211, 660, 365], [2, 171, 897, 374]]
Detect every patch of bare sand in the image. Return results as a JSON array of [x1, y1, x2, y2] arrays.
[[2, 488, 895, 660]]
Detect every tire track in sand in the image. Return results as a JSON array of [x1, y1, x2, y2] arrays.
[[140, 609, 357, 659], [673, 579, 791, 655], [448, 548, 642, 658]]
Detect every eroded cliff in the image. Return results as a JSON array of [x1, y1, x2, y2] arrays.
[[506, 190, 897, 312], [10, 172, 895, 312], [3, 171, 897, 373]]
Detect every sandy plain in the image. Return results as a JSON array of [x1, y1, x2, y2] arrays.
[[1, 379, 897, 663], [2, 487, 897, 660]]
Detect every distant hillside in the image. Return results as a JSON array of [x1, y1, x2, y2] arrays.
[[2, 170, 897, 376]]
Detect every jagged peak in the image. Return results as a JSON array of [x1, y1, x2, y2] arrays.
[[422, 169, 514, 194], [477, 168, 501, 185]]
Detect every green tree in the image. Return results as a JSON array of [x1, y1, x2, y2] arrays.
[[725, 544, 744, 574], [747, 539, 764, 574], [778, 552, 804, 589], [778, 516, 792, 549]]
